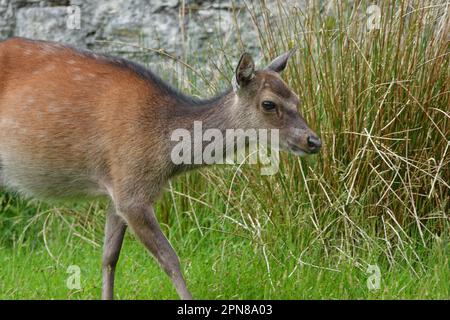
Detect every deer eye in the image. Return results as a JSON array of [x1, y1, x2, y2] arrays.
[[261, 101, 276, 112]]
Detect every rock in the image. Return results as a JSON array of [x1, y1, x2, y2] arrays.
[[0, 0, 17, 38], [1, 0, 306, 71], [14, 6, 86, 46]]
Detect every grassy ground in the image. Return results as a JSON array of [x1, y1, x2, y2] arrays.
[[0, 170, 448, 300], [0, 237, 448, 299], [0, 196, 448, 299], [0, 1, 449, 299]]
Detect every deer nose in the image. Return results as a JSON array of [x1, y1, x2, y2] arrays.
[[307, 135, 322, 153]]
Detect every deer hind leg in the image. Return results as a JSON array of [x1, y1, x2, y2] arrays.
[[102, 205, 127, 300], [117, 202, 192, 300]]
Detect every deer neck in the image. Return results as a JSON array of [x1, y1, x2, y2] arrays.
[[166, 89, 245, 175], [188, 90, 237, 129]]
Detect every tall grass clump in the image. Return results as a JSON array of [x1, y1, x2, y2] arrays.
[[160, 0, 449, 276]]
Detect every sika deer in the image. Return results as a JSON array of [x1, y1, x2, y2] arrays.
[[0, 37, 321, 299]]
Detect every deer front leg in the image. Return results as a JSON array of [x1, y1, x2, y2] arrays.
[[102, 206, 127, 300], [118, 203, 192, 300]]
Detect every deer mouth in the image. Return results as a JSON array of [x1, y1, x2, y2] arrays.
[[287, 141, 310, 157]]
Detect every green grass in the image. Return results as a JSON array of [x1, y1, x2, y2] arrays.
[[0, 1, 449, 299], [0, 190, 448, 299], [0, 211, 448, 299]]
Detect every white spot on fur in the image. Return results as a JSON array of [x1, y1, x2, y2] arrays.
[[26, 97, 35, 105], [40, 44, 58, 54], [0, 118, 18, 129], [45, 64, 56, 72], [47, 103, 58, 113]]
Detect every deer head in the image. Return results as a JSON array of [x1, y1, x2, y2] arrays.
[[232, 48, 322, 156]]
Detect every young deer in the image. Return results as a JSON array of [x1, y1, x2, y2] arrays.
[[0, 37, 321, 299]]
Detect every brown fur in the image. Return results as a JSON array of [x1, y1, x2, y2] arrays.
[[0, 37, 321, 299]]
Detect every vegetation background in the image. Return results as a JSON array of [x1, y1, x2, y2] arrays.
[[0, 0, 448, 299]]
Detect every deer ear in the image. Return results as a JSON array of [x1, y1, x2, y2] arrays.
[[235, 52, 255, 86], [265, 46, 297, 73]]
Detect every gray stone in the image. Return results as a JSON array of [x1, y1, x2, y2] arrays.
[[14, 6, 86, 46], [1, 0, 306, 70], [0, 0, 17, 38]]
